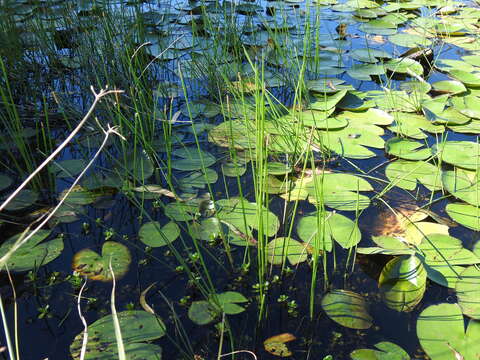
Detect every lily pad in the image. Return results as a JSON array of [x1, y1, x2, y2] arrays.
[[417, 303, 480, 360], [351, 341, 409, 360], [385, 160, 442, 191], [139, 221, 180, 247], [70, 311, 165, 360], [446, 202, 480, 231], [0, 229, 64, 272], [72, 241, 131, 281], [385, 137, 431, 161], [456, 266, 480, 319], [434, 141, 480, 170], [379, 255, 427, 312], [322, 290, 372, 329], [267, 237, 310, 265]]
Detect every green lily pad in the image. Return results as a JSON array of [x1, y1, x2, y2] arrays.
[[122, 151, 154, 181], [0, 174, 12, 191], [385, 137, 432, 161], [389, 113, 445, 139], [443, 169, 480, 206], [188, 291, 248, 325], [2, 189, 38, 211], [450, 70, 480, 87], [385, 160, 442, 191], [418, 233, 480, 266], [351, 341, 410, 360], [72, 241, 131, 281], [385, 58, 424, 76], [171, 147, 216, 171], [70, 311, 165, 360], [432, 80, 467, 95], [139, 221, 180, 247], [321, 290, 372, 330], [417, 303, 480, 360], [297, 212, 361, 251], [50, 159, 87, 178], [0, 229, 63, 272], [456, 266, 480, 319], [434, 141, 480, 170], [267, 237, 310, 265], [446, 202, 480, 231], [379, 255, 426, 312]]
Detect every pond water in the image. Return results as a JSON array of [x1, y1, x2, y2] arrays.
[[2, 0, 480, 359]]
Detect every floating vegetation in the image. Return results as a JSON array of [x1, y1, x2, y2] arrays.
[[3, 0, 480, 358]]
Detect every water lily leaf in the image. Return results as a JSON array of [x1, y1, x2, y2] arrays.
[[72, 241, 131, 281], [179, 169, 218, 189], [2, 189, 38, 211], [0, 174, 12, 191], [443, 169, 480, 206], [305, 173, 373, 211], [0, 229, 63, 272], [264, 333, 296, 357], [123, 151, 154, 181], [385, 137, 431, 160], [433, 141, 480, 170], [70, 311, 165, 360], [318, 124, 385, 159], [385, 58, 423, 76], [164, 202, 198, 221], [221, 161, 246, 177], [351, 341, 410, 360], [216, 197, 279, 238], [385, 160, 442, 191], [350, 48, 392, 63], [456, 266, 480, 319], [50, 159, 86, 178], [336, 108, 394, 126], [267, 162, 292, 175], [389, 113, 445, 139], [417, 303, 480, 360], [379, 255, 427, 312], [188, 301, 217, 325], [321, 289, 372, 329], [418, 233, 480, 266], [432, 80, 467, 95], [211, 291, 248, 315], [446, 203, 480, 231], [389, 33, 432, 48], [403, 221, 449, 246], [451, 95, 480, 119], [424, 263, 463, 289], [60, 185, 97, 205], [139, 221, 180, 247], [191, 218, 223, 241], [347, 63, 386, 81], [171, 147, 216, 171], [308, 90, 348, 111], [450, 69, 480, 87], [267, 237, 310, 265], [280, 109, 346, 129]]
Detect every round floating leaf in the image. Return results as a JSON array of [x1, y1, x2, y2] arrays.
[[0, 174, 12, 191], [123, 151, 154, 181], [164, 202, 197, 221], [267, 162, 292, 175], [434, 141, 480, 170], [418, 233, 480, 266], [385, 58, 423, 76], [385, 137, 431, 161], [443, 169, 480, 207], [50, 159, 86, 178], [417, 303, 480, 360], [221, 162, 246, 177], [139, 221, 180, 247], [446, 203, 480, 231], [267, 237, 310, 265], [403, 221, 449, 246], [2, 189, 38, 211], [450, 69, 480, 87], [0, 229, 64, 272], [212, 291, 248, 315], [456, 266, 480, 319], [70, 311, 165, 360], [431, 80, 467, 95], [385, 160, 442, 191], [389, 33, 432, 48], [379, 255, 426, 312], [264, 333, 296, 357], [188, 301, 217, 325], [191, 218, 223, 241], [321, 290, 372, 329], [72, 241, 131, 281], [351, 341, 409, 360]]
